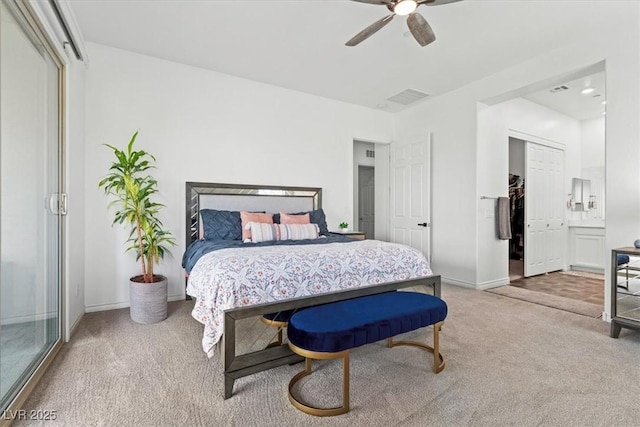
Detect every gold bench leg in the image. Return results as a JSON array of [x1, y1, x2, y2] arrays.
[[260, 317, 286, 349], [288, 343, 350, 416], [387, 321, 445, 373]]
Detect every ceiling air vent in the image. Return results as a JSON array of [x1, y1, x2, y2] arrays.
[[387, 89, 430, 105], [549, 85, 569, 93]]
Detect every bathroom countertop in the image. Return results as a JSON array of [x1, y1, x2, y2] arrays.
[[568, 220, 605, 228]]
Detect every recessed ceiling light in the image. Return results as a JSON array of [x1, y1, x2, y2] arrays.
[[602, 111, 606, 115], [602, 100, 607, 105], [581, 87, 595, 95]]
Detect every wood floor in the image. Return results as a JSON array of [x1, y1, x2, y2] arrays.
[[509, 270, 604, 306]]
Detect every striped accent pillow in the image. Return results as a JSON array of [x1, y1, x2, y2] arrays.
[[246, 222, 320, 243], [278, 223, 319, 241], [246, 222, 279, 243]]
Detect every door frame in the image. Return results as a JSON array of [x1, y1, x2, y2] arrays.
[[352, 139, 391, 241], [508, 129, 566, 278], [1, 0, 66, 420]]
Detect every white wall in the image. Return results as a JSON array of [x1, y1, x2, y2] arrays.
[[396, 89, 479, 286], [477, 98, 581, 286], [83, 43, 394, 311], [580, 117, 606, 220], [508, 138, 525, 179], [394, 2, 640, 317], [581, 117, 605, 169]]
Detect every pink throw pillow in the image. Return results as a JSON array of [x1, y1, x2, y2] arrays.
[[280, 212, 310, 225], [240, 211, 273, 241]]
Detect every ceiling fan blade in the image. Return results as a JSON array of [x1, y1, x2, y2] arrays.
[[407, 12, 436, 46], [418, 0, 464, 5], [350, 0, 392, 4], [346, 14, 394, 46]]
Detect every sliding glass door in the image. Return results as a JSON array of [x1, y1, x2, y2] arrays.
[[0, 0, 63, 413]]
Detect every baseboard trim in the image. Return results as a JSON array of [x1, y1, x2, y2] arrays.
[[477, 277, 511, 290], [570, 266, 605, 275], [441, 276, 510, 290], [85, 294, 185, 313], [441, 276, 476, 289]]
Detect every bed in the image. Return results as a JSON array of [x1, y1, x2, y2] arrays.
[[183, 182, 441, 398]]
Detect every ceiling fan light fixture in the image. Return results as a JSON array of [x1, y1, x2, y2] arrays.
[[394, 0, 418, 16]]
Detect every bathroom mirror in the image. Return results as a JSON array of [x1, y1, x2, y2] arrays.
[[571, 178, 591, 211]]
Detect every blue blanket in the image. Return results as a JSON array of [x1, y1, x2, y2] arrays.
[[182, 235, 356, 274]]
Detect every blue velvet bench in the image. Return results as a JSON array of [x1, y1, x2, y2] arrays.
[[617, 254, 630, 290], [286, 291, 448, 416]]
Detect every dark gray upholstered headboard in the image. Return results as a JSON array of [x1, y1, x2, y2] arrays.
[[184, 182, 322, 248]]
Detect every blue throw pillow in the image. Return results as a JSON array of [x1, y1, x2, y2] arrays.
[[308, 209, 329, 236], [273, 209, 329, 236], [200, 209, 242, 240]]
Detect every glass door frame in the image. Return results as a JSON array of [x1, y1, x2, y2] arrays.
[[1, 0, 66, 420]]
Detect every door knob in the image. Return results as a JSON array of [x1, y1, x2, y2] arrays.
[[418, 223, 428, 227]]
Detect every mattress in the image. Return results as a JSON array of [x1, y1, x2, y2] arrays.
[[186, 239, 433, 357]]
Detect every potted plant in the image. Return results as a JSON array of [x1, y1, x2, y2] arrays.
[[339, 221, 349, 232], [98, 131, 175, 324]]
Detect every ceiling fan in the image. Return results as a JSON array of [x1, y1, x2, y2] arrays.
[[346, 0, 463, 47]]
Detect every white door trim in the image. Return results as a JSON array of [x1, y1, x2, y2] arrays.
[[508, 129, 566, 151]]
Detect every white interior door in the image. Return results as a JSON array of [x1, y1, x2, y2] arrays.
[[524, 142, 564, 277], [545, 147, 564, 273], [390, 137, 431, 261], [525, 143, 546, 277]]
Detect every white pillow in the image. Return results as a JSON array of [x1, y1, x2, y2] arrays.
[[278, 223, 319, 241], [245, 222, 278, 243], [246, 222, 319, 243]]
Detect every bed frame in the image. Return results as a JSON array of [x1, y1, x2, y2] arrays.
[[184, 182, 441, 399]]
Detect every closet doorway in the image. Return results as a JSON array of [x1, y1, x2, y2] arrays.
[[353, 140, 377, 239], [508, 136, 565, 280], [358, 166, 375, 239], [509, 138, 525, 280]]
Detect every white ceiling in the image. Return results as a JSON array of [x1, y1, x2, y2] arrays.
[[68, 0, 621, 113], [524, 71, 606, 121]]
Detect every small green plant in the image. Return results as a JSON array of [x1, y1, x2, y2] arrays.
[[98, 131, 175, 283], [339, 221, 349, 230]]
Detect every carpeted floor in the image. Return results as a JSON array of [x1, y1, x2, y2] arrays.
[[16, 284, 640, 427]]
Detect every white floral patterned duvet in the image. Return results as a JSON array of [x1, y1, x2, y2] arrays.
[[186, 239, 433, 357]]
